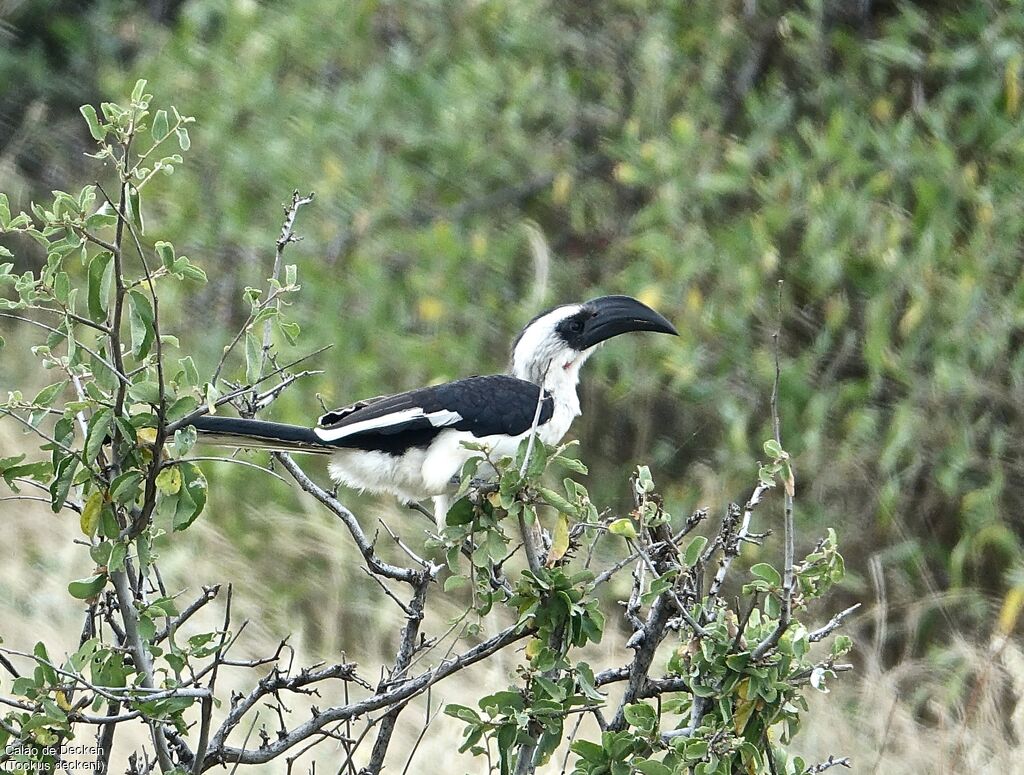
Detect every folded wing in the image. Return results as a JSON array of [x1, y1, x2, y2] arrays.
[[314, 375, 554, 454]]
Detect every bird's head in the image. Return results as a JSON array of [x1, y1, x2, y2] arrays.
[[510, 295, 678, 387]]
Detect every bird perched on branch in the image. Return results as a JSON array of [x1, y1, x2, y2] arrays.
[[191, 295, 677, 527]]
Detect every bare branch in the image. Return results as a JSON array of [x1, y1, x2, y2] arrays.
[[109, 569, 174, 773], [805, 755, 852, 773], [809, 604, 861, 643], [274, 452, 422, 584], [205, 622, 530, 769]]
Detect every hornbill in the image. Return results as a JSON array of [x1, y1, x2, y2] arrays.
[[191, 295, 677, 527]]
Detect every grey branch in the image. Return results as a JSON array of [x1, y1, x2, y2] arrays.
[[274, 452, 422, 584], [204, 622, 532, 769], [809, 604, 861, 642], [110, 569, 174, 773], [804, 755, 852, 773]]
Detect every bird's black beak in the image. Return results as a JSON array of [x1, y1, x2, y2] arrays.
[[578, 295, 678, 349]]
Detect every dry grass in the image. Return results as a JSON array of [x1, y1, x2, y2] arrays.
[[2, 425, 1021, 774]]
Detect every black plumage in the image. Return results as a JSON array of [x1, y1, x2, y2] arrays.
[[317, 375, 554, 454], [192, 375, 554, 458]]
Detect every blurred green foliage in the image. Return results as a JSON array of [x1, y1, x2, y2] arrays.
[[4, 0, 1024, 644]]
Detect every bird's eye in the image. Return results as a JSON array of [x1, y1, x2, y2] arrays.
[[568, 318, 584, 333]]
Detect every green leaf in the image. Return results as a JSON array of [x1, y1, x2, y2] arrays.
[[32, 642, 57, 688], [68, 574, 107, 600], [634, 761, 672, 775], [85, 211, 118, 230], [175, 126, 191, 151], [763, 439, 784, 459], [84, 408, 113, 464], [152, 109, 169, 140], [128, 381, 161, 405], [252, 307, 279, 329], [0, 192, 10, 227], [128, 290, 155, 359], [172, 462, 207, 530], [443, 574, 469, 592], [110, 471, 143, 505], [166, 395, 198, 422], [174, 258, 207, 283], [570, 740, 605, 764], [2, 459, 52, 490], [750, 562, 782, 586], [636, 464, 655, 493], [536, 485, 577, 516], [277, 318, 300, 345], [444, 703, 482, 724], [87, 252, 112, 322], [80, 491, 103, 538], [245, 329, 261, 384], [608, 518, 638, 540], [32, 380, 67, 407], [176, 356, 200, 388], [445, 497, 474, 526], [683, 535, 708, 567], [623, 701, 657, 732], [174, 426, 198, 457], [80, 105, 106, 141], [53, 271, 70, 303], [131, 79, 147, 103], [107, 541, 127, 572], [49, 455, 79, 512], [127, 186, 144, 234], [155, 241, 175, 270]]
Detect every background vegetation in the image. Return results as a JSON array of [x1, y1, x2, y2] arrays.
[[3, 0, 1024, 771]]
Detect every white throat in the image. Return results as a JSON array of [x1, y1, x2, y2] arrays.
[[511, 305, 597, 424]]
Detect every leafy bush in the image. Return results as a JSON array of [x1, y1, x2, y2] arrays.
[[0, 85, 854, 774]]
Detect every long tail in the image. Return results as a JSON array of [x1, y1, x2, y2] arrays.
[[190, 416, 333, 454]]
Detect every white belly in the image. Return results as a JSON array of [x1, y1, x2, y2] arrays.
[[327, 447, 431, 502], [325, 397, 578, 504]]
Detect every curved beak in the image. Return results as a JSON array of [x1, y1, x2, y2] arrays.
[[578, 295, 678, 349]]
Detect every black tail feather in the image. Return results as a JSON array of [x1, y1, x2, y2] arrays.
[[190, 416, 333, 454]]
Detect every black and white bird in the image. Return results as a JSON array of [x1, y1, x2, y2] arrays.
[[191, 295, 677, 527]]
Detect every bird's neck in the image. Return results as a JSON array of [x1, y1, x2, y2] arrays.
[[513, 351, 593, 419]]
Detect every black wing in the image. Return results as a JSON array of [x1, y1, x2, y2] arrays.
[[314, 375, 554, 455]]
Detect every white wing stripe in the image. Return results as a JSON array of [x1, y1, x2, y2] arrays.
[[314, 407, 462, 442], [426, 409, 463, 427]]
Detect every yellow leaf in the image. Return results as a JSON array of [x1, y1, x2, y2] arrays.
[[551, 172, 572, 206], [998, 586, 1024, 637], [783, 462, 796, 498], [898, 300, 924, 337], [734, 698, 756, 734], [636, 286, 662, 312], [471, 231, 488, 257], [871, 97, 893, 122], [417, 296, 444, 323], [547, 514, 570, 566], [80, 491, 103, 538], [686, 286, 703, 314], [323, 155, 345, 184], [137, 428, 158, 446], [733, 678, 757, 734], [55, 690, 71, 711], [525, 638, 543, 660], [155, 466, 182, 495], [613, 162, 638, 185], [1006, 54, 1021, 117], [608, 518, 637, 540]]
